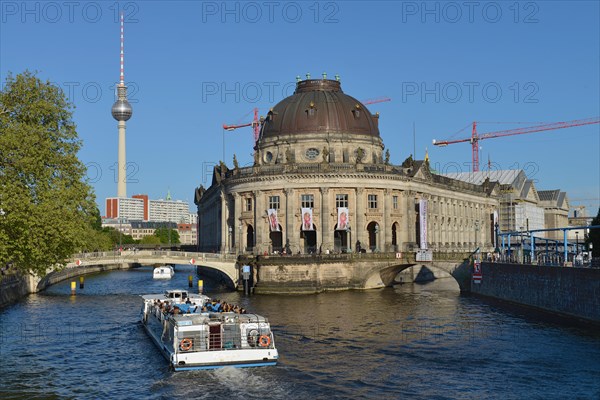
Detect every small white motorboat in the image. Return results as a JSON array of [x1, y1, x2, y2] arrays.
[[153, 266, 174, 279]]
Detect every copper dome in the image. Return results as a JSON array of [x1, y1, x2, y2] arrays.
[[261, 79, 380, 139]]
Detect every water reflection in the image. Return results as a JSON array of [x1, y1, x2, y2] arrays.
[[1, 267, 599, 399]]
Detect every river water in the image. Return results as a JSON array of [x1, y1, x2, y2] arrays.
[[1, 265, 599, 399]]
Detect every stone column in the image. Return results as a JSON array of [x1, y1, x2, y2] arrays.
[[253, 190, 264, 254], [407, 192, 417, 247], [384, 189, 392, 252], [220, 191, 228, 253], [233, 193, 242, 254], [284, 188, 297, 253], [196, 205, 202, 251], [399, 191, 409, 250], [355, 188, 365, 247], [320, 187, 332, 251], [440, 197, 450, 245]]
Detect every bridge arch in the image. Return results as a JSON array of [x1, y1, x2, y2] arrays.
[[35, 250, 239, 291], [361, 259, 473, 293]]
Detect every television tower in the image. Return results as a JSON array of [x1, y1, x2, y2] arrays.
[[111, 12, 133, 198]]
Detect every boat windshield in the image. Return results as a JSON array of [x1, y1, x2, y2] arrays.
[[165, 290, 188, 300]]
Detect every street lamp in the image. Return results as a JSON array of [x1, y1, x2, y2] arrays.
[[168, 220, 172, 249], [347, 226, 352, 253], [118, 217, 123, 253], [575, 231, 579, 264], [520, 226, 524, 264], [494, 222, 499, 251]]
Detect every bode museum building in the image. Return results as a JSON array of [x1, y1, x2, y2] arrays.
[[195, 78, 500, 255]]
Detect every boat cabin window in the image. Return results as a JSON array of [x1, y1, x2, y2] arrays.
[[165, 290, 188, 299]]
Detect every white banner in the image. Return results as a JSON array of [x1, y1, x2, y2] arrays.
[[268, 209, 280, 232], [301, 208, 313, 231], [337, 207, 349, 230], [419, 199, 428, 250]]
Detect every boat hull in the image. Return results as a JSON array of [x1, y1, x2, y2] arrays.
[[142, 319, 278, 370]]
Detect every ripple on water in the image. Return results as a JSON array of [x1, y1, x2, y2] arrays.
[[2, 273, 600, 399]]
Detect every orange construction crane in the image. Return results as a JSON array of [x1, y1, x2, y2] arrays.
[[223, 108, 261, 144], [433, 117, 600, 172]]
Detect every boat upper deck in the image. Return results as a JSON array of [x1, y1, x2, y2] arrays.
[[142, 290, 270, 325]]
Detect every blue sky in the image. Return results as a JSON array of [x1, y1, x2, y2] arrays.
[[1, 1, 599, 215]]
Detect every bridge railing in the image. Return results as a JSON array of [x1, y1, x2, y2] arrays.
[[495, 252, 598, 268], [67, 250, 473, 269], [240, 251, 473, 265], [70, 250, 238, 264]]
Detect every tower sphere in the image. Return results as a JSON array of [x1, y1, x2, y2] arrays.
[[112, 99, 133, 121]]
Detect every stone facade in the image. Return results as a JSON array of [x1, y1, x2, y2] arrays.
[[195, 79, 499, 255], [538, 189, 570, 241]]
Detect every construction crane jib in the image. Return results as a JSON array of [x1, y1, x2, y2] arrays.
[[432, 117, 600, 172]]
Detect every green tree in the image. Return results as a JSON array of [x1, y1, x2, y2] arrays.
[[154, 227, 180, 244], [101, 227, 136, 247], [588, 208, 600, 257], [83, 227, 114, 252], [139, 235, 161, 245], [91, 207, 103, 231], [0, 71, 98, 275]]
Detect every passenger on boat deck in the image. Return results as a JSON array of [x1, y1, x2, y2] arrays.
[[172, 306, 180, 315], [185, 298, 192, 305]]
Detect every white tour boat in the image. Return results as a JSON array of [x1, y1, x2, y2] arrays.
[[140, 289, 278, 370], [153, 265, 174, 279]]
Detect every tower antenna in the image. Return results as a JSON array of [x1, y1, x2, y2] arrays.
[[111, 11, 133, 198], [120, 11, 125, 85]]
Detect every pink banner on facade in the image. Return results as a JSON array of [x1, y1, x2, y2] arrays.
[[337, 207, 349, 230], [268, 209, 280, 232], [301, 208, 313, 231]]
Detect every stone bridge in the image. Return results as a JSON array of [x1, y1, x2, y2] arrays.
[[37, 250, 239, 290], [31, 250, 477, 294], [240, 251, 477, 294]]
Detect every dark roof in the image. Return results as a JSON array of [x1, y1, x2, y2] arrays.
[[538, 189, 568, 208], [260, 79, 380, 139], [538, 189, 560, 201]]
